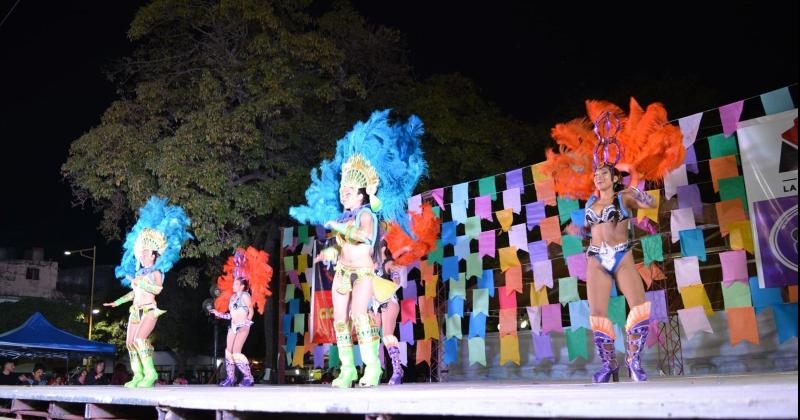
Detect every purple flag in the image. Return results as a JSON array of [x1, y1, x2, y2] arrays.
[[645, 290, 668, 322], [400, 321, 415, 344], [719, 250, 749, 286], [313, 345, 325, 368], [403, 279, 418, 300], [532, 333, 554, 361], [479, 230, 496, 258], [315, 225, 327, 241], [566, 253, 588, 281], [685, 143, 699, 174], [528, 240, 548, 263], [754, 196, 798, 287], [719, 100, 744, 136], [677, 184, 704, 219], [288, 270, 301, 288], [475, 196, 493, 221], [525, 202, 546, 231], [506, 168, 525, 194], [541, 303, 563, 333]]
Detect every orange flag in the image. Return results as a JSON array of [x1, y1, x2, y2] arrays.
[[420, 260, 435, 284], [636, 262, 667, 289], [499, 308, 518, 337], [535, 178, 557, 206], [419, 296, 436, 319], [716, 199, 747, 237], [540, 215, 562, 245], [709, 156, 739, 192], [504, 265, 523, 294], [416, 339, 432, 366], [727, 307, 759, 346], [789, 285, 798, 303], [425, 274, 438, 298]]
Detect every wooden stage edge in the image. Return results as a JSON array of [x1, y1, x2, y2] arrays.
[[1, 371, 797, 419]]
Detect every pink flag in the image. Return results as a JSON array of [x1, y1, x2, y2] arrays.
[[431, 188, 445, 209], [541, 303, 563, 334], [719, 100, 744, 136], [670, 208, 696, 243], [719, 250, 748, 286], [475, 196, 493, 221], [478, 230, 496, 258], [566, 253, 587, 281], [408, 194, 422, 215]]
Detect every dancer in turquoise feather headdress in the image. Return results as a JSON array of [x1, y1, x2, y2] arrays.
[[290, 110, 426, 387], [104, 196, 192, 388]]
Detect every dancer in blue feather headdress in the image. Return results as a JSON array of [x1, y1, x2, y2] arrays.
[[290, 110, 426, 388], [104, 196, 192, 388]]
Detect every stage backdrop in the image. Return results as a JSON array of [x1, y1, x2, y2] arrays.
[[737, 109, 798, 288], [277, 87, 799, 381]]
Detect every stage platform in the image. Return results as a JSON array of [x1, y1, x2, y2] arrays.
[[1, 371, 796, 419]]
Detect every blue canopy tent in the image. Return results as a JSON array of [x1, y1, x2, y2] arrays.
[[0, 312, 115, 360]]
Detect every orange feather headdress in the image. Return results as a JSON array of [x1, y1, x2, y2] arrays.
[[384, 203, 440, 266], [214, 246, 273, 315], [541, 98, 684, 200]]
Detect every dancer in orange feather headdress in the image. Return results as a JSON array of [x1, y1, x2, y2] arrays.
[[211, 247, 273, 387], [375, 203, 440, 384], [542, 98, 683, 384]]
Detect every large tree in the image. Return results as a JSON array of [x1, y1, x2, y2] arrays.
[[63, 0, 541, 375]]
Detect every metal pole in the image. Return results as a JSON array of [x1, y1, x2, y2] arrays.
[[88, 245, 96, 340]]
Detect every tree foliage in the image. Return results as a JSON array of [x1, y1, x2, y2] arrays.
[[63, 0, 412, 258]]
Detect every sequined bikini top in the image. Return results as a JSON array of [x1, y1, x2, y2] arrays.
[[584, 194, 630, 227], [230, 291, 251, 314]]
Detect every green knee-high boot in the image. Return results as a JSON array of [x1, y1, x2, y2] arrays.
[[135, 338, 159, 388], [123, 343, 144, 388], [354, 314, 382, 387], [331, 321, 358, 388]]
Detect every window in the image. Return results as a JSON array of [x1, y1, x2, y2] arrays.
[[26, 267, 40, 280]]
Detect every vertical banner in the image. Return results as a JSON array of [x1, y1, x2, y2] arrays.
[[312, 240, 337, 344], [737, 109, 798, 288]]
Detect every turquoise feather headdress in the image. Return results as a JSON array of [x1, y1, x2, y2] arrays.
[[289, 110, 427, 235], [115, 196, 193, 285]]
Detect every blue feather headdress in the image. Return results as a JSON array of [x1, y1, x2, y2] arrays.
[[289, 110, 427, 235], [115, 196, 193, 285]]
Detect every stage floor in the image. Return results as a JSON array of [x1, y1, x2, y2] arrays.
[[1, 371, 797, 419]]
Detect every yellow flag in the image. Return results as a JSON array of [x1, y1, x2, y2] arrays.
[[291, 343, 305, 367], [679, 284, 714, 316], [423, 317, 440, 341], [530, 284, 549, 307], [499, 335, 521, 366], [729, 220, 754, 254], [637, 190, 661, 222], [499, 247, 521, 272]]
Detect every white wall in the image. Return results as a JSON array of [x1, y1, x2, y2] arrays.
[[0, 260, 59, 299]]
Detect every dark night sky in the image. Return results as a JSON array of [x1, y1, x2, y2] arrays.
[[0, 1, 796, 267]]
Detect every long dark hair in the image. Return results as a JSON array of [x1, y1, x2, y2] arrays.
[[235, 277, 251, 294], [357, 187, 371, 206]]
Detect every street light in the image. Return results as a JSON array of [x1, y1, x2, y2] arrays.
[[64, 246, 97, 340]]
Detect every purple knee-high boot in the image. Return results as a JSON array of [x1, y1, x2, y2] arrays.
[[218, 358, 236, 387], [592, 330, 619, 383], [626, 320, 650, 382], [387, 346, 403, 385], [235, 360, 255, 387]]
